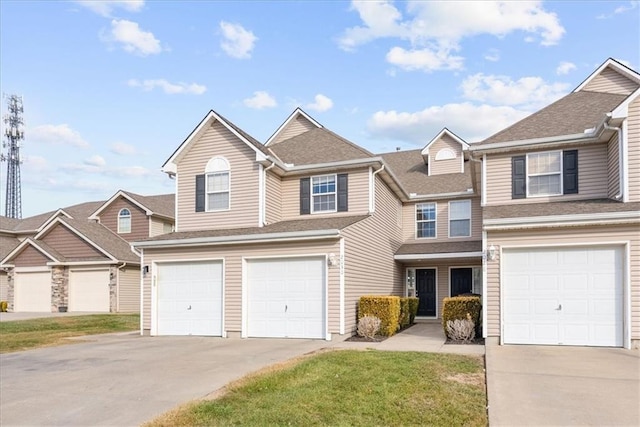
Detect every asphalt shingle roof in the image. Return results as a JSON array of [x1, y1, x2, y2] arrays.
[[396, 241, 482, 255], [0, 235, 21, 259], [476, 91, 627, 145], [121, 191, 175, 218], [484, 199, 640, 219]]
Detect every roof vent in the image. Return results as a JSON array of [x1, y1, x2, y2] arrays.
[[396, 147, 401, 152]]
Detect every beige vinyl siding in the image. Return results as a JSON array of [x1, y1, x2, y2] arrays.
[[41, 225, 107, 260], [149, 218, 173, 237], [142, 240, 341, 333], [176, 121, 260, 231], [270, 115, 318, 144], [607, 134, 621, 198], [402, 197, 482, 243], [12, 246, 50, 267], [628, 98, 640, 202], [582, 68, 639, 95], [0, 272, 8, 300], [99, 197, 149, 241], [429, 134, 463, 176], [485, 144, 608, 205], [403, 260, 482, 318], [280, 168, 370, 220], [265, 171, 282, 224], [341, 176, 403, 334], [117, 266, 140, 312], [485, 224, 640, 341]]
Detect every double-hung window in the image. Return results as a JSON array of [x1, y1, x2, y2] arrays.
[[449, 200, 471, 237], [416, 203, 436, 238], [527, 151, 562, 196], [312, 174, 336, 213], [205, 157, 230, 211]]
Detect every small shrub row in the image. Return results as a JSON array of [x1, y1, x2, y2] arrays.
[[358, 296, 420, 337], [441, 296, 481, 340]]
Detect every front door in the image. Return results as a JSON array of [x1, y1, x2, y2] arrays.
[[451, 268, 473, 297], [416, 269, 436, 317]]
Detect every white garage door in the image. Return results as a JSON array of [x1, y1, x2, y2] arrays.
[[156, 261, 223, 336], [14, 270, 52, 312], [503, 246, 623, 347], [247, 257, 325, 339], [69, 269, 110, 312]]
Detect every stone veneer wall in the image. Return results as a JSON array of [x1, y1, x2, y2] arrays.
[[6, 269, 15, 312], [51, 266, 68, 312], [109, 265, 117, 312]]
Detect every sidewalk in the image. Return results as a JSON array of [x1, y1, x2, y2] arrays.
[[332, 321, 485, 357]]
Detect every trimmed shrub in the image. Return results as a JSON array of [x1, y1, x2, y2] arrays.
[[358, 296, 401, 336], [0, 301, 7, 312], [446, 313, 475, 342], [357, 315, 381, 339], [398, 298, 410, 329], [441, 295, 481, 339], [407, 297, 419, 324]]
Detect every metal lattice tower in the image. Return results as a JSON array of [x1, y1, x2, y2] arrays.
[[1, 94, 24, 219]]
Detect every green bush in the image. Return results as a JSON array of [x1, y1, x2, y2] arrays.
[[0, 301, 7, 312], [358, 296, 400, 336], [398, 298, 410, 328], [407, 297, 419, 324], [441, 296, 481, 338]]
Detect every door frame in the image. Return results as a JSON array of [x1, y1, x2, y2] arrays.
[[242, 254, 329, 340], [411, 267, 438, 319], [151, 258, 226, 337], [449, 266, 482, 297]]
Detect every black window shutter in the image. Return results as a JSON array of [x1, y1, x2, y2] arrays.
[[337, 174, 348, 212], [512, 156, 526, 199], [195, 174, 206, 212], [300, 178, 310, 215], [563, 150, 578, 194]]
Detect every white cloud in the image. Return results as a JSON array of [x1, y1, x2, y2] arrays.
[[75, 0, 144, 17], [110, 142, 138, 155], [61, 162, 151, 178], [243, 91, 277, 109], [30, 124, 89, 148], [127, 78, 207, 95], [84, 155, 106, 167], [597, 1, 637, 19], [219, 21, 257, 59], [103, 19, 163, 56], [484, 49, 500, 62], [367, 103, 530, 144], [460, 73, 569, 109], [338, 1, 565, 72], [305, 94, 334, 112], [22, 155, 51, 172], [556, 61, 576, 75], [386, 47, 463, 72], [107, 165, 151, 178]]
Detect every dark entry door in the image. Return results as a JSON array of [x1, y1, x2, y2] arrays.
[[451, 268, 473, 297], [416, 269, 436, 317]]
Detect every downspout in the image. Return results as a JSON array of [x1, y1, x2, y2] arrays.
[[370, 165, 385, 213], [604, 118, 624, 201], [261, 161, 276, 226], [133, 245, 144, 335], [467, 152, 483, 204]]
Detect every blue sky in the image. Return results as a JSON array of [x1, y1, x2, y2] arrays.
[[1, 0, 638, 218]]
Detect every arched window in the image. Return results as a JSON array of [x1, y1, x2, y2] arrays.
[[205, 157, 230, 211], [435, 148, 456, 161], [118, 208, 131, 233]]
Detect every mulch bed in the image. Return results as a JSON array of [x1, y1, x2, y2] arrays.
[[445, 337, 485, 345]]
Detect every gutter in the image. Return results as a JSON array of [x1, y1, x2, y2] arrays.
[[394, 251, 484, 261], [483, 210, 640, 230], [408, 189, 475, 201], [133, 229, 342, 249]]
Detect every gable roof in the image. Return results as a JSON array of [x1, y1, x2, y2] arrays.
[[574, 58, 640, 93], [89, 190, 174, 220], [474, 90, 627, 146], [421, 128, 469, 156], [0, 200, 105, 233], [162, 110, 268, 174], [1, 237, 64, 265], [380, 149, 474, 197], [265, 108, 323, 146], [0, 235, 21, 260], [269, 128, 374, 166]]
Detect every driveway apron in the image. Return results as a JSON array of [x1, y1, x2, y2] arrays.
[[0, 333, 330, 426], [486, 344, 640, 426]]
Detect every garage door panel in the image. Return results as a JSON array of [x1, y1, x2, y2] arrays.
[[69, 269, 110, 312], [14, 271, 52, 312], [503, 246, 623, 347]]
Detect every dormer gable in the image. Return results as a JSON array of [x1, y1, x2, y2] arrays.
[[575, 58, 640, 96], [265, 108, 323, 146], [420, 128, 469, 176]]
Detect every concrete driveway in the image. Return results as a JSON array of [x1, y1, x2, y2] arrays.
[[0, 333, 331, 426], [486, 344, 640, 426]]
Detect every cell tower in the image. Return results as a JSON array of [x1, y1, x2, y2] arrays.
[[1, 94, 25, 219]]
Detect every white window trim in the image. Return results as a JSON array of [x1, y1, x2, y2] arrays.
[[526, 150, 563, 197], [118, 208, 131, 234], [415, 202, 437, 239], [311, 173, 337, 214], [448, 199, 472, 238], [435, 148, 456, 160], [206, 171, 231, 212]]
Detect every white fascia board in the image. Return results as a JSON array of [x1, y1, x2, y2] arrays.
[[265, 108, 323, 146], [394, 251, 483, 261], [469, 132, 599, 153], [483, 210, 640, 230], [284, 157, 383, 171], [36, 218, 118, 262], [574, 58, 640, 92], [46, 260, 120, 267], [38, 209, 73, 231], [89, 190, 153, 220], [420, 128, 469, 156], [133, 229, 341, 249], [408, 190, 476, 201]]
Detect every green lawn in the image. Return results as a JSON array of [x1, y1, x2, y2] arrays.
[[147, 349, 487, 427], [0, 314, 139, 353]]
